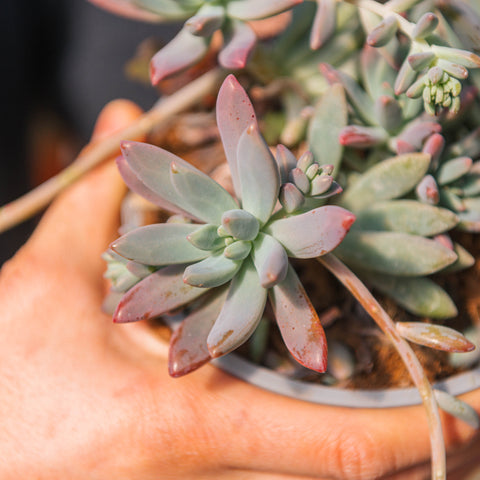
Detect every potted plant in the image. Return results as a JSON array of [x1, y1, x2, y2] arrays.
[[2, 1, 480, 478]]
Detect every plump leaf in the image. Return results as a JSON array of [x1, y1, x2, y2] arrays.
[[184, 4, 224, 36], [432, 45, 480, 68], [366, 15, 398, 47], [412, 12, 439, 40], [111, 224, 209, 265], [216, 75, 257, 199], [269, 265, 327, 372], [310, 0, 336, 49], [168, 288, 228, 377], [170, 160, 237, 224], [354, 200, 458, 236], [183, 253, 242, 288], [116, 155, 195, 218], [237, 123, 280, 224], [394, 55, 418, 95], [336, 231, 457, 276], [150, 27, 209, 84], [340, 153, 430, 211], [226, 0, 302, 20], [252, 233, 288, 288], [338, 125, 388, 148], [207, 259, 267, 357], [187, 224, 225, 251], [113, 265, 207, 323], [308, 84, 347, 175], [88, 0, 164, 21], [221, 209, 259, 240], [436, 156, 473, 185], [134, 0, 200, 19], [265, 206, 356, 259], [362, 272, 457, 318], [279, 183, 305, 213], [223, 240, 252, 260], [361, 46, 397, 100], [375, 96, 403, 133], [275, 145, 298, 184], [219, 20, 256, 69], [396, 322, 476, 352], [434, 390, 480, 429]]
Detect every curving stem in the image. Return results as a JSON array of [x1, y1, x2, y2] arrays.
[[0, 68, 226, 234], [317, 253, 446, 480]]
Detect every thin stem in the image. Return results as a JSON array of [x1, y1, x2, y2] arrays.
[[317, 253, 446, 480], [0, 68, 226, 234]]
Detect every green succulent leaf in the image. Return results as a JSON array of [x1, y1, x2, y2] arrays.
[[396, 322, 475, 352], [354, 200, 458, 236], [111, 223, 209, 266], [252, 233, 289, 288], [436, 156, 473, 185], [335, 231, 457, 276], [207, 258, 267, 357], [184, 4, 224, 36], [216, 75, 257, 200], [187, 224, 225, 251], [183, 253, 242, 288], [308, 83, 347, 175], [362, 273, 457, 319], [170, 160, 237, 225], [226, 0, 302, 21], [269, 264, 327, 372], [340, 153, 431, 211], [113, 265, 207, 323], [221, 209, 260, 241], [237, 123, 280, 225], [223, 240, 252, 260], [168, 288, 228, 377], [265, 206, 356, 259], [360, 46, 397, 101], [434, 390, 480, 429], [218, 19, 256, 70]]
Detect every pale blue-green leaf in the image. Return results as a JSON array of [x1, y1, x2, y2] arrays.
[[168, 288, 228, 377], [223, 240, 252, 260], [394, 56, 418, 95], [269, 264, 327, 372], [307, 84, 347, 175], [366, 15, 398, 47], [170, 160, 237, 224], [219, 20, 256, 69], [396, 322, 475, 352], [226, 0, 301, 20], [320, 63, 377, 125], [184, 4, 224, 36], [113, 265, 207, 323], [432, 45, 480, 68], [275, 145, 298, 183], [221, 209, 259, 241], [310, 175, 333, 196], [412, 12, 439, 39], [207, 258, 267, 357], [88, 0, 164, 21], [440, 242, 475, 274], [237, 123, 280, 224], [134, 0, 200, 19], [279, 183, 305, 213], [310, 0, 336, 49], [336, 231, 457, 276], [437, 156, 473, 185], [216, 75, 257, 199], [375, 95, 403, 133], [290, 167, 310, 194], [340, 153, 430, 211], [354, 200, 458, 236], [434, 390, 480, 429], [297, 151, 314, 173], [436, 59, 468, 80], [111, 224, 208, 266], [187, 224, 225, 251], [439, 188, 465, 213], [360, 272, 458, 318], [265, 206, 356, 259], [183, 253, 242, 288], [460, 173, 480, 197], [252, 233, 288, 288], [150, 27, 209, 84], [116, 154, 195, 219]]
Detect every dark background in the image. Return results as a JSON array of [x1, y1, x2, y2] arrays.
[[0, 0, 179, 263]]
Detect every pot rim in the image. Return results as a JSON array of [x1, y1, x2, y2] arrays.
[[213, 354, 480, 408]]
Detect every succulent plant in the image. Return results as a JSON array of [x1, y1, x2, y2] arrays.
[[105, 75, 355, 376], [89, 0, 303, 84]]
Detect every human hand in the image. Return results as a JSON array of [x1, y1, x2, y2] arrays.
[[0, 99, 479, 480]]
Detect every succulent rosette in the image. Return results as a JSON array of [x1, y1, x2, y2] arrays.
[[106, 75, 355, 376], [89, 0, 302, 84]]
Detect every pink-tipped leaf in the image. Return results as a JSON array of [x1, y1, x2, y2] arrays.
[[269, 265, 328, 372], [252, 233, 289, 288], [218, 20, 256, 69]]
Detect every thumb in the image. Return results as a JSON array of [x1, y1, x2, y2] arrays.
[[29, 99, 145, 274]]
